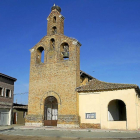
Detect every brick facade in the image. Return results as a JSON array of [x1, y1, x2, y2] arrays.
[[26, 5, 81, 127]]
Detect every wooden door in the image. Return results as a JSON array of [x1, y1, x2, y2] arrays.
[[44, 96, 58, 126], [13, 112, 17, 124]]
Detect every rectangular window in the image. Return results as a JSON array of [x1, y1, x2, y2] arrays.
[[9, 90, 12, 97], [6, 89, 10, 98], [85, 113, 96, 119]]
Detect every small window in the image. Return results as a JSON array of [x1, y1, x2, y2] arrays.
[[0, 87, 3, 96], [36, 47, 45, 63], [6, 89, 11, 98], [52, 26, 57, 34], [50, 38, 55, 50], [53, 16, 56, 23]]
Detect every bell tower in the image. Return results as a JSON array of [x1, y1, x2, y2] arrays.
[[26, 4, 81, 128], [47, 4, 64, 36]]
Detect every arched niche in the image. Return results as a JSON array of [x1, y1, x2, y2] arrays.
[[36, 46, 45, 63], [60, 42, 69, 60], [53, 16, 56, 23], [50, 38, 55, 50], [52, 26, 57, 34], [108, 99, 126, 121]]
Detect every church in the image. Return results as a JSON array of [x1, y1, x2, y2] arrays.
[[25, 5, 140, 130]]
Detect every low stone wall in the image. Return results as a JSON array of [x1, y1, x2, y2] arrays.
[[25, 122, 43, 126], [57, 124, 79, 128], [25, 114, 43, 123], [58, 115, 79, 124], [25, 114, 80, 127], [80, 123, 101, 129]]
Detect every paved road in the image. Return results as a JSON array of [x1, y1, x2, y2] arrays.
[[0, 129, 140, 139], [0, 135, 140, 140]]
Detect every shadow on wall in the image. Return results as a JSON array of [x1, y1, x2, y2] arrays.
[[108, 99, 126, 121]]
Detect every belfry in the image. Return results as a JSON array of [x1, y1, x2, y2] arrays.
[[26, 4, 81, 127], [26, 5, 140, 130]]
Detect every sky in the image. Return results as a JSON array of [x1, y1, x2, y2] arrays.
[[0, 0, 140, 104]]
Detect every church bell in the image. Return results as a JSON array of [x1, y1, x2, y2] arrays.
[[63, 52, 69, 58]]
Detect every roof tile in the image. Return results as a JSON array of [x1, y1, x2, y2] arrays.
[[77, 78, 138, 92]]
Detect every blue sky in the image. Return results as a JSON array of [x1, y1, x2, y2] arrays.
[[0, 0, 140, 104]]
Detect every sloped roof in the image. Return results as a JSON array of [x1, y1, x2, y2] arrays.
[[80, 70, 94, 79], [76, 78, 138, 92], [13, 103, 28, 109], [0, 73, 17, 81]]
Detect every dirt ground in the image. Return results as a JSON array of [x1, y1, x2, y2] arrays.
[[0, 134, 140, 140]]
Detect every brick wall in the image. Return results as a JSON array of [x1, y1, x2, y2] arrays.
[[26, 8, 81, 127], [47, 9, 64, 36]]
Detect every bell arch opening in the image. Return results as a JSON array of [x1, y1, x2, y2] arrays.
[[52, 26, 57, 34], [50, 38, 55, 50], [53, 16, 56, 23], [108, 99, 126, 121], [36, 46, 45, 63], [60, 42, 69, 60], [44, 96, 58, 126]]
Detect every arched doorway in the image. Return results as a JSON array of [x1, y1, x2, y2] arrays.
[[108, 99, 126, 121], [44, 96, 58, 126]]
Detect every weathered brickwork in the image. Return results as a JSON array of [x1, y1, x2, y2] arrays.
[[58, 115, 79, 124], [26, 6, 81, 127], [25, 114, 43, 123], [80, 123, 101, 129], [47, 10, 64, 36]]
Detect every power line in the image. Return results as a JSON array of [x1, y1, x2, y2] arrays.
[[14, 92, 28, 95]]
